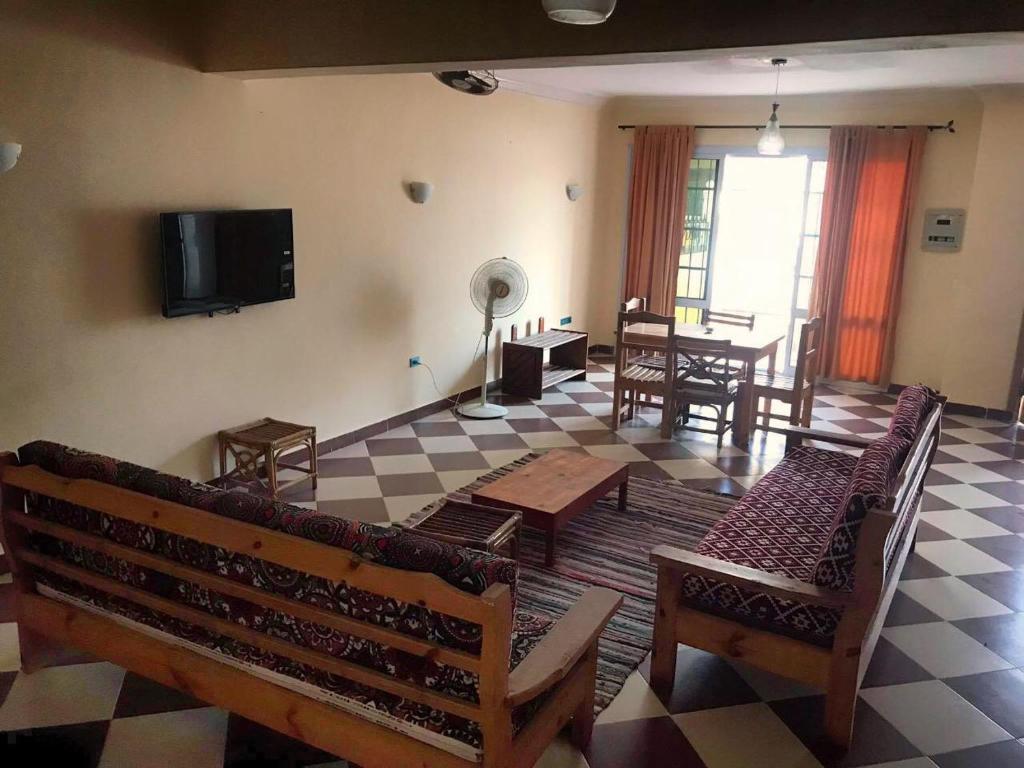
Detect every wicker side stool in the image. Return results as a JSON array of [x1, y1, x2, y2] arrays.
[[406, 499, 522, 560], [218, 417, 317, 499]]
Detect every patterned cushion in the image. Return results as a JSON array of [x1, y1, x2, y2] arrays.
[[888, 385, 938, 442], [35, 573, 553, 759], [681, 446, 858, 645], [18, 441, 516, 605], [811, 435, 912, 591], [16, 440, 525, 735]]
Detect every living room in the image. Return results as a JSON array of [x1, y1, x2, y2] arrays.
[[1, 2, 1024, 767]]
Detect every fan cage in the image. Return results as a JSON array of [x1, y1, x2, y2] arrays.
[[469, 258, 528, 318]]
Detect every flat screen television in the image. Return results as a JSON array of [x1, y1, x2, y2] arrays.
[[160, 208, 294, 318]]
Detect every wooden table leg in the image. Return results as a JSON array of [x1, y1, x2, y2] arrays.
[[733, 356, 757, 448], [218, 437, 228, 484], [618, 479, 628, 511], [264, 447, 279, 498], [545, 530, 557, 567], [308, 433, 318, 490]]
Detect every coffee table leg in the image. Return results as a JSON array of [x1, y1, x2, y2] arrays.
[[545, 530, 557, 567], [618, 479, 628, 511]]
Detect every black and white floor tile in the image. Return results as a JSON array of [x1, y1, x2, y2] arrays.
[[2, 358, 1024, 767]]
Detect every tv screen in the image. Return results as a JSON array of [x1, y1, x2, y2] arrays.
[[160, 209, 294, 318]]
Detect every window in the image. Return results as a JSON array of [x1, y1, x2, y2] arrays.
[[675, 158, 720, 324], [788, 159, 827, 367], [670, 151, 827, 373]]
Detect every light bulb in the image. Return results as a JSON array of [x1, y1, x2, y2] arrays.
[[757, 104, 785, 156]]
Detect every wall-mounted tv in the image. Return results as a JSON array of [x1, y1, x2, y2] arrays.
[[160, 208, 294, 318]]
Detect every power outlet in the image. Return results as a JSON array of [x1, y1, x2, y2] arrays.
[[560, 316, 572, 326], [409, 355, 422, 368]]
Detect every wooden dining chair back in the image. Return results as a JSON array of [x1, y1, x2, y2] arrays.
[[703, 308, 755, 330], [613, 311, 677, 430], [754, 316, 822, 428], [666, 336, 740, 447]]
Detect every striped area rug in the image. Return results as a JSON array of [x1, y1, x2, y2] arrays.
[[413, 454, 736, 713]]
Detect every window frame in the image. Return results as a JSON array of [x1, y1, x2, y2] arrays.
[[685, 145, 827, 373], [674, 155, 723, 324]]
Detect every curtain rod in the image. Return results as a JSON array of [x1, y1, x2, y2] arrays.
[[616, 119, 956, 133]]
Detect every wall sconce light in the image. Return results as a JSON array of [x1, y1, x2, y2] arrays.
[[566, 183, 584, 201], [0, 143, 21, 174], [407, 181, 433, 204]]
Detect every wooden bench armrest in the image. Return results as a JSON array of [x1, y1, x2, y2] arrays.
[[505, 587, 623, 707], [770, 425, 874, 452], [650, 546, 851, 610]]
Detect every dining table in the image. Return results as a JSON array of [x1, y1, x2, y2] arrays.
[[620, 322, 786, 448]]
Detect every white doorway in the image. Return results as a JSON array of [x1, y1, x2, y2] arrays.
[[676, 149, 827, 371]]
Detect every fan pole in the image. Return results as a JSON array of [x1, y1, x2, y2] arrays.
[[457, 324, 509, 420]]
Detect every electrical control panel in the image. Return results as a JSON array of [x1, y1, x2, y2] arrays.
[[922, 209, 966, 252]]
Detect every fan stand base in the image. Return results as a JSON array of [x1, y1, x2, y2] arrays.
[[457, 402, 509, 420]]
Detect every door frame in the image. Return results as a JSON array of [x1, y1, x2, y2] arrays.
[[693, 145, 827, 373]]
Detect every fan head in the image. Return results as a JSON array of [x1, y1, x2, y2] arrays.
[[433, 70, 499, 96], [469, 258, 528, 318]]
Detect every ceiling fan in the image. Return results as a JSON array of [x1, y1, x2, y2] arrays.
[[542, 0, 617, 24], [432, 70, 499, 96], [433, 1, 615, 95]]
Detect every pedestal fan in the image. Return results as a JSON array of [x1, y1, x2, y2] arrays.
[[458, 258, 529, 419]]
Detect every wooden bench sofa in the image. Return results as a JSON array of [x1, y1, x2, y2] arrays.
[[0, 441, 622, 768], [649, 385, 942, 748]]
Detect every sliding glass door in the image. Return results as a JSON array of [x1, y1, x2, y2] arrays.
[[676, 149, 827, 372]]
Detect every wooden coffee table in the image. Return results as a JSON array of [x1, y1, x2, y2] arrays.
[[471, 449, 629, 566]]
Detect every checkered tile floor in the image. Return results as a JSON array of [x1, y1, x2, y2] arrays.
[[3, 358, 1024, 767]]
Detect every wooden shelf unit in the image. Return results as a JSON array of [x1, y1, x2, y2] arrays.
[[502, 323, 588, 400]]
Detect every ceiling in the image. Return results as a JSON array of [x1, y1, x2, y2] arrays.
[[495, 39, 1024, 102]]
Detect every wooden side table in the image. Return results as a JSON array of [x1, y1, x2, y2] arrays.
[[406, 500, 523, 561], [218, 418, 318, 499], [501, 327, 589, 400]]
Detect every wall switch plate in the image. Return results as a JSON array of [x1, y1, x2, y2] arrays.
[[409, 356, 421, 367], [560, 316, 572, 326]]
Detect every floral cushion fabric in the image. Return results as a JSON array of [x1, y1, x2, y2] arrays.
[[17, 441, 522, 719], [681, 446, 859, 645], [811, 435, 911, 591], [36, 572, 552, 753], [887, 385, 938, 442], [18, 441, 516, 604]]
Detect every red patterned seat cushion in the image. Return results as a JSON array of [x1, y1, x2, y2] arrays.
[[681, 446, 858, 645], [34, 572, 553, 758], [16, 440, 528, 745], [18, 441, 516, 608], [888, 384, 938, 442], [811, 435, 911, 590]]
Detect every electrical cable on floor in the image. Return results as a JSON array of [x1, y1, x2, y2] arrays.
[[417, 332, 486, 417]]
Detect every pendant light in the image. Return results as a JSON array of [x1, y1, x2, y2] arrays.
[[757, 58, 787, 156]]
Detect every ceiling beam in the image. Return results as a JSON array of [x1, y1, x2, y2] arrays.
[[195, 0, 1024, 75]]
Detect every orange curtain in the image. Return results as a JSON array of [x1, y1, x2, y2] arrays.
[[623, 125, 696, 315], [810, 126, 926, 384]]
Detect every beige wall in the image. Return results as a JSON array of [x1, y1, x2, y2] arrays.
[[592, 88, 1024, 409], [0, 15, 602, 479], [939, 87, 1024, 410]]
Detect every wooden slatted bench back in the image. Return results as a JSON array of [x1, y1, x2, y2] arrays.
[[0, 457, 514, 730]]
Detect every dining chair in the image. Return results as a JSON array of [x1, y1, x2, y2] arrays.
[[754, 317, 822, 428], [703, 308, 756, 330], [612, 311, 678, 430], [665, 336, 740, 447]]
